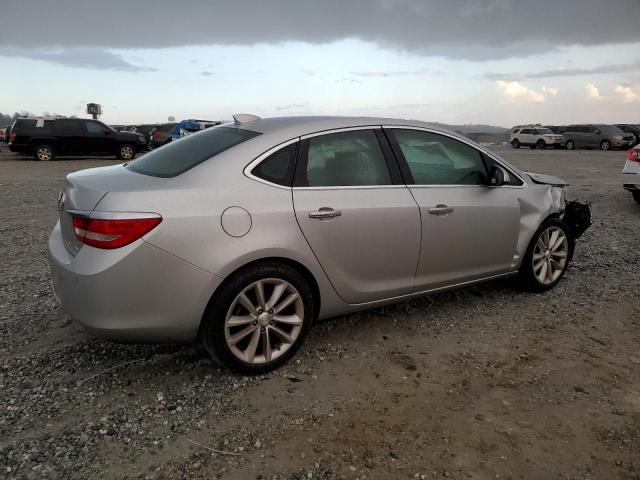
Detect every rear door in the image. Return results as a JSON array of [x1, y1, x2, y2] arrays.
[[292, 127, 421, 304], [54, 119, 83, 154], [385, 127, 522, 290]]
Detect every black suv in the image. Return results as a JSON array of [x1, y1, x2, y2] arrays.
[[8, 118, 147, 161]]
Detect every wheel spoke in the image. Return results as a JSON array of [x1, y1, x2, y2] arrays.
[[533, 252, 545, 261], [237, 293, 258, 316], [546, 260, 553, 283], [244, 328, 261, 362], [273, 314, 303, 326], [551, 250, 567, 258], [270, 325, 295, 344], [227, 315, 255, 326], [551, 234, 565, 251], [536, 238, 546, 252], [538, 260, 548, 282], [534, 258, 546, 272], [229, 325, 257, 345], [255, 280, 267, 308], [262, 329, 272, 362], [274, 293, 299, 314], [266, 282, 287, 310], [548, 230, 559, 250]]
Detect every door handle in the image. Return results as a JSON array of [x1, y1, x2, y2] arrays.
[[309, 207, 342, 219], [428, 204, 454, 215]]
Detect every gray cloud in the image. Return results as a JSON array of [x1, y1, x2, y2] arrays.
[[352, 67, 431, 78], [201, 70, 214, 76], [1, 0, 639, 60], [0, 47, 155, 72], [486, 61, 640, 81]]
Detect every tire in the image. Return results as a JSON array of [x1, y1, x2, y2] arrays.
[[511, 139, 520, 149], [632, 191, 640, 204], [201, 261, 315, 374], [519, 218, 574, 292], [33, 145, 55, 161], [600, 140, 611, 151], [566, 140, 575, 150], [116, 144, 136, 161], [536, 140, 546, 150]]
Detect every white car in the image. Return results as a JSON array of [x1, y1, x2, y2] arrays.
[[623, 146, 640, 203], [510, 126, 566, 149]]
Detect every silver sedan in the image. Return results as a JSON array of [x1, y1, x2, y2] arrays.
[[48, 115, 590, 373]]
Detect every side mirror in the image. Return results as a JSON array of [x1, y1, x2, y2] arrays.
[[488, 166, 505, 187]]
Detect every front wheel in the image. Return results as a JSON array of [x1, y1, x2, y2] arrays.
[[519, 219, 574, 292], [566, 140, 575, 150], [536, 140, 546, 149], [511, 139, 520, 149], [201, 262, 314, 374], [600, 140, 611, 151], [116, 144, 136, 161]]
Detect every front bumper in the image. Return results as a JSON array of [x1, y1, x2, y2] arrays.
[[48, 222, 223, 343], [613, 139, 636, 149]]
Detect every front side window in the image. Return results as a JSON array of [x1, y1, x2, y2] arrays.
[[126, 126, 261, 177], [392, 129, 488, 185], [302, 130, 391, 187], [251, 141, 298, 186]]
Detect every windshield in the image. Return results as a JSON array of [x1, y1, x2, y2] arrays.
[[125, 126, 261, 177]]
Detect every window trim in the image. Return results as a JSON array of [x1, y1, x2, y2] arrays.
[[383, 125, 526, 189], [243, 138, 300, 190], [292, 126, 403, 189]]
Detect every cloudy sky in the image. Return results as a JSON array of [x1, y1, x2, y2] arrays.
[[1, 0, 639, 126]]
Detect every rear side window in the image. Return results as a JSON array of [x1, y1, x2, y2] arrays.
[[251, 142, 298, 186], [300, 130, 392, 187], [126, 126, 261, 177], [55, 120, 82, 135]]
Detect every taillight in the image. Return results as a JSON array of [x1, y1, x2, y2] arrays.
[[153, 131, 161, 139], [627, 147, 640, 162], [10, 132, 16, 143], [72, 214, 162, 249]]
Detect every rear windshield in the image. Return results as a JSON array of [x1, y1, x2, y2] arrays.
[[125, 126, 261, 177]]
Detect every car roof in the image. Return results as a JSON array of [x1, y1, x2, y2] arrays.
[[230, 115, 471, 144]]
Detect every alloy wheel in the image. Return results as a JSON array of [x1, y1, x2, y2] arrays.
[[224, 278, 304, 364], [37, 147, 52, 161], [532, 226, 568, 285], [120, 145, 134, 160]]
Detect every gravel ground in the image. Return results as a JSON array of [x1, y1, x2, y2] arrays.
[[0, 146, 639, 480]]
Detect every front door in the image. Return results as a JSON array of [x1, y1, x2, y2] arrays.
[[292, 127, 421, 304], [83, 120, 113, 154], [385, 127, 522, 290]]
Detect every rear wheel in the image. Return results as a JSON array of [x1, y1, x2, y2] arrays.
[[566, 140, 575, 150], [33, 145, 55, 161], [519, 218, 573, 292], [116, 144, 135, 160], [511, 139, 520, 149], [600, 140, 611, 151], [201, 262, 314, 374]]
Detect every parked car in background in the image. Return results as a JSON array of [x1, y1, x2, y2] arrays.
[[562, 124, 635, 151], [171, 119, 220, 140], [614, 124, 640, 145], [623, 146, 640, 204], [0, 127, 4, 141], [148, 123, 176, 150], [544, 126, 566, 135], [510, 126, 566, 149], [9, 118, 147, 161], [3, 125, 11, 143], [131, 124, 159, 140], [48, 115, 591, 373]]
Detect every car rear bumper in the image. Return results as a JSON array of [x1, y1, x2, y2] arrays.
[[48, 221, 223, 343], [8, 143, 29, 153]]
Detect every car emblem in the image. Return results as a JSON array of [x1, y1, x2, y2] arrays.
[[57, 191, 65, 212]]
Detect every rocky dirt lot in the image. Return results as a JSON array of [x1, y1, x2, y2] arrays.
[[0, 146, 639, 480]]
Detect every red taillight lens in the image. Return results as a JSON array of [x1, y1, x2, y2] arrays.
[[72, 215, 162, 249], [153, 131, 161, 138], [10, 132, 16, 143], [627, 147, 640, 162]]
